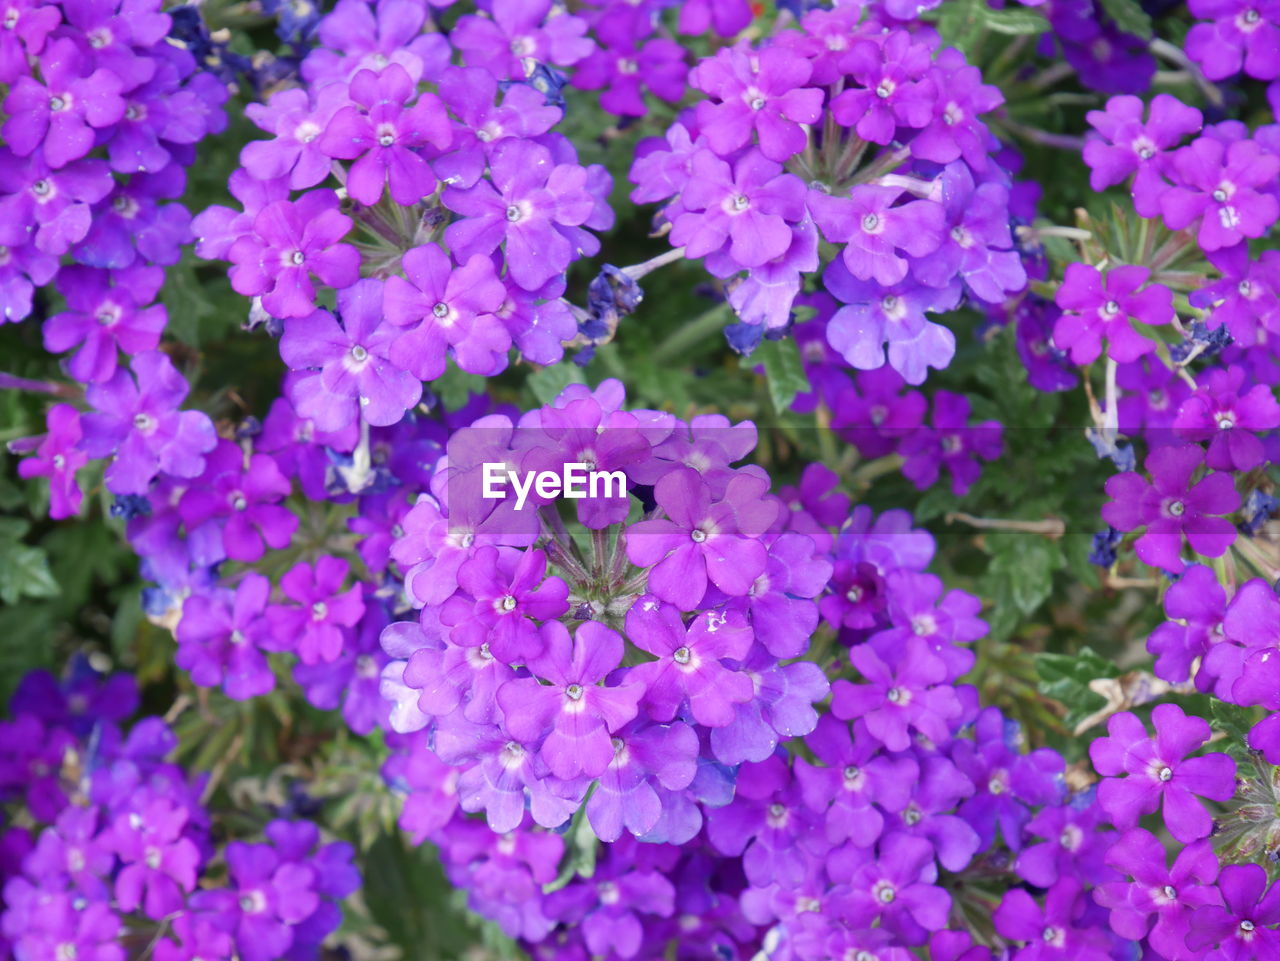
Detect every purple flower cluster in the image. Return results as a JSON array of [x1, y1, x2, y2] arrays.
[[630, 5, 1028, 384], [194, 0, 616, 394], [0, 664, 358, 961]]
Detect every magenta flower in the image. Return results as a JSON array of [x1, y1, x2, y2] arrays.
[[691, 45, 823, 162], [0, 0, 59, 85], [1188, 864, 1280, 959], [280, 279, 421, 430], [318, 63, 451, 206], [1186, 0, 1280, 81], [829, 637, 962, 752], [1160, 137, 1280, 251], [1172, 365, 1280, 471], [1053, 263, 1171, 365], [1095, 828, 1221, 958], [1147, 564, 1227, 685], [16, 403, 87, 518], [383, 244, 510, 380], [0, 152, 114, 256], [42, 265, 167, 383], [625, 467, 777, 611], [625, 599, 754, 727], [242, 86, 345, 190], [80, 350, 217, 495], [1083, 94, 1203, 203], [176, 574, 285, 700], [842, 833, 951, 942], [2, 37, 125, 167], [1089, 702, 1236, 843], [443, 139, 598, 291], [178, 442, 297, 563], [899, 390, 1003, 497], [227, 190, 360, 319], [110, 796, 200, 919], [441, 546, 569, 662], [671, 149, 805, 267], [1101, 443, 1240, 572], [831, 32, 937, 145], [811, 185, 944, 287], [497, 620, 641, 780], [267, 557, 366, 665]]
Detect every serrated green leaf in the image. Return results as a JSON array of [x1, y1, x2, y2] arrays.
[[0, 541, 59, 605], [756, 337, 810, 414], [1036, 646, 1121, 728], [1098, 0, 1153, 39], [1211, 700, 1258, 757], [982, 531, 1064, 618], [527, 363, 587, 406]]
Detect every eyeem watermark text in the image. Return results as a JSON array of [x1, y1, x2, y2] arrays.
[[482, 463, 627, 511]]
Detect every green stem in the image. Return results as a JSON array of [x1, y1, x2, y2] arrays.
[[652, 302, 733, 363]]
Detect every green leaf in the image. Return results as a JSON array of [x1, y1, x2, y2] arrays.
[[756, 338, 810, 414], [1098, 0, 1154, 39], [981, 530, 1064, 619], [928, 0, 983, 53], [979, 4, 1049, 34], [1036, 646, 1121, 729], [161, 253, 219, 347], [1211, 701, 1258, 758], [0, 521, 59, 605], [527, 363, 587, 406], [434, 363, 487, 410]]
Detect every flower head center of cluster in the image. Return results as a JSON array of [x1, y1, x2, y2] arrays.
[[1102, 300, 1121, 317], [988, 772, 1008, 795], [231, 493, 247, 511], [230, 629, 246, 645], [49, 94, 68, 112], [1216, 411, 1237, 429], [296, 121, 320, 144], [886, 686, 907, 704], [767, 802, 788, 826], [617, 57, 638, 75], [690, 528, 708, 543], [911, 614, 937, 637], [349, 345, 368, 364], [496, 594, 518, 613], [96, 305, 121, 326], [125, 102, 145, 122], [1162, 884, 1178, 900], [290, 250, 305, 266], [1213, 187, 1230, 203], [113, 195, 138, 216], [133, 413, 155, 432], [732, 194, 750, 211], [943, 102, 962, 126], [356, 655, 379, 678], [565, 683, 584, 701], [3, 9, 19, 28], [311, 601, 328, 621], [505, 204, 524, 223], [950, 225, 974, 248], [875, 80, 896, 100], [145, 846, 162, 869], [598, 881, 620, 905], [1241, 920, 1258, 935], [941, 434, 962, 454], [749, 96, 766, 111], [55, 943, 77, 961], [32, 179, 51, 197], [500, 741, 525, 769], [1042, 926, 1063, 946], [673, 646, 693, 665], [88, 28, 110, 48], [52, 453, 65, 469], [846, 585, 864, 602], [903, 803, 923, 825], [1165, 500, 1186, 518], [376, 124, 396, 148], [874, 880, 897, 904], [239, 890, 267, 914], [1059, 825, 1083, 851], [431, 301, 451, 320], [1157, 764, 1175, 781], [1242, 7, 1262, 25], [869, 404, 888, 426], [509, 35, 535, 56], [861, 213, 882, 233], [843, 764, 861, 785]]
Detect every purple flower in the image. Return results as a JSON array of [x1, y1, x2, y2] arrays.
[[1089, 702, 1236, 843], [1053, 263, 1172, 365], [691, 45, 822, 162], [625, 599, 754, 727], [1188, 864, 1280, 959], [294, 603, 390, 735], [451, 0, 593, 80], [7, 895, 124, 961], [841, 833, 951, 943], [585, 720, 698, 842], [1095, 827, 1221, 959], [42, 265, 167, 383], [0, 0, 59, 85], [0, 152, 114, 255], [16, 403, 87, 518], [302, 0, 450, 85], [267, 556, 366, 664], [81, 350, 217, 495], [899, 391, 1003, 497], [831, 32, 936, 145], [1014, 794, 1115, 888], [571, 8, 687, 118], [110, 796, 200, 919], [443, 139, 598, 291], [670, 149, 806, 267], [280, 279, 421, 430], [383, 245, 510, 380], [497, 620, 641, 779], [2, 37, 125, 167], [1192, 244, 1280, 346], [994, 880, 1112, 961], [626, 467, 777, 611], [678, 0, 750, 37], [542, 859, 676, 960], [1147, 564, 1227, 685], [909, 48, 1003, 169], [811, 185, 945, 287], [176, 574, 284, 700], [227, 190, 359, 319], [242, 86, 346, 190], [1160, 138, 1280, 251], [317, 64, 451, 206], [822, 257, 959, 385], [1186, 0, 1280, 81], [830, 637, 961, 752], [441, 546, 569, 662], [1101, 443, 1240, 571]]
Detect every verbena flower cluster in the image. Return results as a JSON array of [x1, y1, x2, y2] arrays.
[[0, 663, 358, 961], [3, 0, 1280, 959]]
